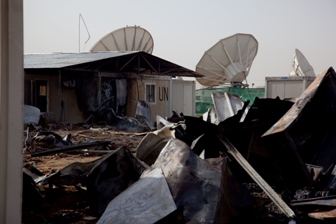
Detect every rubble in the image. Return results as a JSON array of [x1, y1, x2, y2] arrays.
[[22, 67, 336, 223]]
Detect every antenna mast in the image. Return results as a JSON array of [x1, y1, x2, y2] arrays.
[[79, 13, 91, 52]]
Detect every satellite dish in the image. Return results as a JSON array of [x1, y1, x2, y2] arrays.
[[196, 33, 258, 87], [90, 26, 154, 54], [289, 48, 315, 77]]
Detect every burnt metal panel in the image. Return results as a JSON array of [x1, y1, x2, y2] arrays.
[[97, 168, 177, 224], [263, 67, 336, 137], [218, 135, 296, 219], [214, 156, 255, 223], [152, 138, 222, 223], [261, 67, 336, 187], [87, 146, 148, 217]]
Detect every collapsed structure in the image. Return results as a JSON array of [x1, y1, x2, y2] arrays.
[[23, 67, 336, 223]]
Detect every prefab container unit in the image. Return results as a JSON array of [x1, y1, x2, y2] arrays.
[[265, 76, 315, 99], [129, 75, 172, 123], [172, 79, 195, 117], [128, 77, 196, 122]]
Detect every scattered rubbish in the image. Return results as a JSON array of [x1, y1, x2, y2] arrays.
[[22, 67, 336, 223]]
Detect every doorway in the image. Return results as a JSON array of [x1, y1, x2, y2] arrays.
[[35, 80, 48, 112]]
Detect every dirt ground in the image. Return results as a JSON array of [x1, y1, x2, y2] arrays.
[[22, 123, 146, 224]]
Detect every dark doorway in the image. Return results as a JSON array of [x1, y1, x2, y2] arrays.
[[35, 80, 48, 112]]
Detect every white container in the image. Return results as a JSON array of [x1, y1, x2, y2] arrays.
[[265, 76, 315, 99], [172, 79, 195, 116]]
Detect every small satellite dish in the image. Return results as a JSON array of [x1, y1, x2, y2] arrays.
[[196, 33, 258, 87], [90, 26, 154, 54], [289, 48, 315, 77]]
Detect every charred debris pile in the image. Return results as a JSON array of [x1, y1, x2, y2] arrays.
[[23, 67, 336, 223]]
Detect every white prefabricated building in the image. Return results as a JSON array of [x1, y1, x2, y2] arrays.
[[265, 76, 315, 99]]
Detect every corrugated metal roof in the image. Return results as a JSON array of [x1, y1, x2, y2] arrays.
[[24, 51, 204, 78], [24, 51, 137, 69]]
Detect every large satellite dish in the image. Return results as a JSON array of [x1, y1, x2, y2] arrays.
[[90, 26, 154, 54], [196, 33, 258, 87], [289, 48, 315, 77]]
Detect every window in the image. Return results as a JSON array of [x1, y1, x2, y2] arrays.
[[145, 84, 156, 103], [39, 85, 47, 96]]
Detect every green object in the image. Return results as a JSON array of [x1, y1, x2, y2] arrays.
[[195, 87, 265, 115]]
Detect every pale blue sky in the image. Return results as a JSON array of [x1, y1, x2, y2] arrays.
[[24, 0, 336, 87]]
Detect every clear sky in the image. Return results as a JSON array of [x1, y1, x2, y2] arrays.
[[24, 0, 336, 87]]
